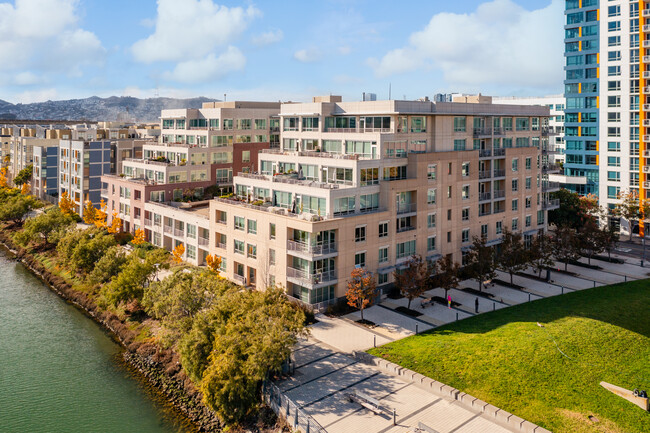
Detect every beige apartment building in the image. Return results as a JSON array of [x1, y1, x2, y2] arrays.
[[208, 95, 558, 308]]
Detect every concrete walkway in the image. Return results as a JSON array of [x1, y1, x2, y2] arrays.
[[280, 338, 517, 433]]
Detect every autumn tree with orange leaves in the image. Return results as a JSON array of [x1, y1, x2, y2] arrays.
[[82, 200, 96, 225], [132, 228, 146, 245], [59, 191, 76, 216], [346, 267, 376, 321], [205, 254, 222, 274], [94, 199, 108, 228], [20, 183, 30, 195], [107, 211, 122, 234], [172, 243, 185, 264]]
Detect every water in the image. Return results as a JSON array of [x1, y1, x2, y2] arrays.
[[0, 252, 193, 433]]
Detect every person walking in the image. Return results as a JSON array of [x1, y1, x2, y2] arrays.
[[447, 294, 452, 309], [475, 297, 479, 313]]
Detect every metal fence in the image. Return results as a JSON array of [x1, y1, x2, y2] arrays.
[[262, 381, 327, 433]]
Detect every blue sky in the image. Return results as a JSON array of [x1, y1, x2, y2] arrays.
[[0, 0, 564, 103]]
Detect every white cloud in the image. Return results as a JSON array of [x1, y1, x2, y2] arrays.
[[163, 46, 246, 83], [13, 88, 58, 104], [0, 0, 104, 76], [338, 46, 351, 55], [294, 47, 322, 63], [132, 0, 260, 63], [13, 71, 43, 86], [251, 29, 284, 47], [368, 0, 563, 91]]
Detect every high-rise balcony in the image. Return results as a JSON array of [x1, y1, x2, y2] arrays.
[[643, 166, 650, 174], [643, 150, 650, 158], [643, 87, 650, 94], [493, 148, 506, 156], [144, 218, 152, 226], [542, 199, 560, 210], [643, 71, 650, 78], [644, 135, 650, 142], [198, 236, 209, 247], [542, 163, 562, 173], [479, 192, 491, 202], [493, 169, 506, 178], [396, 202, 417, 215], [287, 267, 337, 286], [644, 39, 650, 48], [493, 190, 506, 199], [643, 24, 650, 32], [644, 104, 650, 111], [643, 181, 650, 189], [542, 181, 560, 192], [479, 170, 492, 179], [541, 127, 558, 136], [287, 240, 337, 256], [473, 128, 492, 138], [644, 120, 650, 127], [478, 149, 492, 158], [643, 9, 650, 18]]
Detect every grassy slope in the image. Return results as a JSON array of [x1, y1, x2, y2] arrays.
[[369, 280, 650, 433]]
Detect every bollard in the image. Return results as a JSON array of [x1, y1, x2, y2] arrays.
[[456, 312, 459, 321], [561, 286, 564, 294], [528, 293, 531, 302], [416, 324, 419, 335], [393, 409, 397, 426], [306, 420, 310, 433], [294, 408, 298, 428], [286, 401, 290, 418], [625, 275, 627, 282], [493, 302, 496, 311], [593, 280, 596, 288], [373, 335, 376, 348]]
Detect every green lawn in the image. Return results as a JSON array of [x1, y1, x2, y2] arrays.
[[368, 280, 650, 433]]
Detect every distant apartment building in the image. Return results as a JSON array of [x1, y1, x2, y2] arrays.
[[563, 0, 647, 219], [207, 95, 556, 307], [102, 101, 281, 234], [32, 142, 61, 199], [59, 140, 113, 217]]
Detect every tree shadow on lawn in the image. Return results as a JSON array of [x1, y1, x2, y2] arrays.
[[417, 279, 650, 339]]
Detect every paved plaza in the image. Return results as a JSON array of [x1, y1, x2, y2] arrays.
[[277, 254, 648, 432]]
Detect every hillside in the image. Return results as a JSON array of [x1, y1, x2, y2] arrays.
[[0, 96, 219, 122]]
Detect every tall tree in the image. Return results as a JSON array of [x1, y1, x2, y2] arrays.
[[393, 254, 429, 310], [614, 190, 641, 241], [0, 194, 36, 224], [59, 191, 76, 216], [0, 167, 9, 189], [82, 201, 97, 225], [205, 254, 222, 275], [107, 211, 122, 234], [131, 228, 146, 245], [12, 164, 33, 186], [579, 219, 607, 265], [466, 236, 497, 292], [552, 226, 581, 271], [346, 267, 376, 321], [498, 227, 529, 284], [601, 223, 620, 260], [16, 206, 75, 247], [20, 183, 30, 195], [172, 243, 185, 264], [528, 233, 555, 278], [432, 254, 461, 299], [94, 199, 108, 228]]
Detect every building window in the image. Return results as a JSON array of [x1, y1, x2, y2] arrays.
[[447, 231, 451, 243], [512, 179, 518, 191], [496, 221, 503, 235], [461, 162, 470, 177], [379, 247, 388, 263], [525, 177, 532, 190], [512, 158, 519, 172], [269, 249, 276, 265], [355, 226, 366, 242], [234, 216, 245, 230], [378, 273, 388, 285], [269, 223, 276, 239], [396, 240, 416, 259], [525, 216, 532, 228], [247, 243, 257, 258], [462, 185, 470, 200], [462, 208, 469, 221], [427, 188, 437, 205], [453, 117, 466, 132], [447, 185, 452, 199], [512, 218, 519, 231], [607, 186, 620, 199], [355, 252, 366, 267], [526, 197, 531, 208], [427, 236, 436, 252], [247, 219, 257, 234], [427, 213, 436, 228], [461, 229, 470, 243], [512, 199, 518, 211], [481, 224, 488, 238], [234, 240, 244, 254], [427, 164, 437, 180], [608, 156, 621, 167], [242, 151, 250, 163], [525, 157, 531, 170], [607, 171, 620, 182], [187, 245, 196, 260]]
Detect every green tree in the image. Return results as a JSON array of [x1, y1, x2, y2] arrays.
[[57, 228, 117, 275], [613, 190, 645, 241], [143, 269, 233, 340], [12, 164, 33, 186], [432, 254, 461, 299], [100, 255, 153, 307], [194, 288, 306, 425], [16, 206, 75, 247], [601, 224, 620, 260], [497, 227, 529, 285], [552, 226, 581, 271], [549, 189, 598, 230], [0, 194, 37, 224], [466, 236, 497, 292], [579, 219, 606, 265], [88, 245, 128, 284], [528, 233, 555, 278], [393, 254, 429, 310]]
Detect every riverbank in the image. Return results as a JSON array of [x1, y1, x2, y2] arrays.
[[0, 230, 223, 432]]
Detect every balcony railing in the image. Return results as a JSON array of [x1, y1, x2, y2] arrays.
[[287, 267, 337, 285], [493, 207, 505, 214], [542, 199, 560, 210], [144, 218, 152, 226], [479, 209, 492, 217], [493, 190, 506, 199], [287, 240, 337, 256], [479, 149, 492, 157], [479, 170, 491, 179], [493, 148, 506, 156], [473, 128, 492, 137], [163, 225, 172, 234], [479, 192, 491, 202], [233, 274, 246, 285], [198, 236, 209, 247], [493, 169, 506, 177], [542, 163, 561, 172], [542, 181, 560, 191], [643, 150, 650, 158], [541, 127, 559, 136], [174, 228, 184, 237], [541, 144, 559, 153], [396, 225, 416, 233], [100, 188, 108, 196], [216, 242, 226, 249], [396, 202, 417, 214]]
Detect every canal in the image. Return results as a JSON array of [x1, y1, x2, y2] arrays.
[[0, 251, 192, 433]]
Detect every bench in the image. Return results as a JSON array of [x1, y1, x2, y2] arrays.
[[347, 390, 393, 416]]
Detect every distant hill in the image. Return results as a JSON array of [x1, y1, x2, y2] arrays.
[[0, 96, 219, 123]]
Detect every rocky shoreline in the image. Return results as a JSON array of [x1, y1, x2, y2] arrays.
[[0, 231, 221, 432]]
